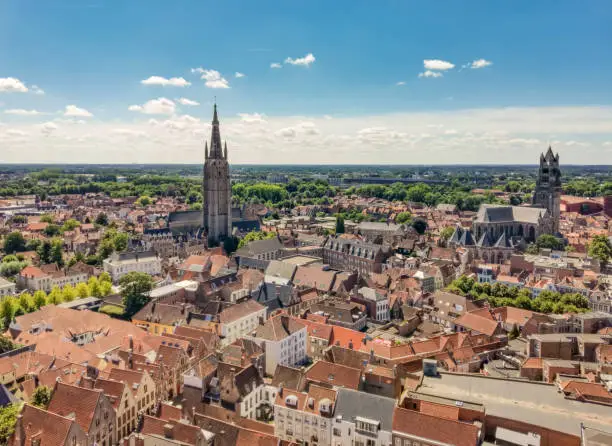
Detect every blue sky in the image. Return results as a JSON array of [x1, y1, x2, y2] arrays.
[[1, 0, 612, 164]]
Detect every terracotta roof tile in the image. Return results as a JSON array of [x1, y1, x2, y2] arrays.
[[47, 382, 104, 433], [392, 407, 480, 446]]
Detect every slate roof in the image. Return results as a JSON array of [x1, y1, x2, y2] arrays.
[[335, 388, 395, 432], [475, 204, 547, 224]]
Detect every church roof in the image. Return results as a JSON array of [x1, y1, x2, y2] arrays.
[[475, 205, 547, 225]]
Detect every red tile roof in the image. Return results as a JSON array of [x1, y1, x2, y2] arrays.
[[15, 404, 83, 446], [47, 382, 104, 433], [304, 361, 361, 390], [393, 407, 480, 446]]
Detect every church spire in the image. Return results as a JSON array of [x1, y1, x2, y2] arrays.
[[204, 141, 208, 159], [223, 141, 227, 159], [210, 102, 223, 158]]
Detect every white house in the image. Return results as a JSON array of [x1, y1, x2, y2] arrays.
[[103, 250, 161, 282], [18, 265, 89, 293], [246, 315, 307, 376], [219, 299, 267, 346], [0, 277, 16, 299], [274, 385, 336, 445]]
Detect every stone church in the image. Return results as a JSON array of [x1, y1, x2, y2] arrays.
[[202, 103, 232, 243], [450, 147, 561, 264]]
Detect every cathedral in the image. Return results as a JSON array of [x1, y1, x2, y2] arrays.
[[449, 147, 561, 264], [202, 104, 232, 243]]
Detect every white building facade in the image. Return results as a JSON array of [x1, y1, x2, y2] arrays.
[[103, 251, 161, 282]]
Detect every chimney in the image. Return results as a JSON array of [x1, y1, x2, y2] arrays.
[[348, 339, 353, 350], [129, 335, 134, 352], [181, 398, 187, 419], [163, 423, 174, 439]]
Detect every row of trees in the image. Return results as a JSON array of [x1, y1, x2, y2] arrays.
[[447, 276, 591, 314], [0, 274, 113, 329]]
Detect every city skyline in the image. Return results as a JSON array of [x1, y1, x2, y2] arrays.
[[1, 1, 612, 164]]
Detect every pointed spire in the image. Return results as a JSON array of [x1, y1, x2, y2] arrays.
[[223, 141, 228, 159], [205, 141, 208, 159], [544, 145, 555, 162], [213, 102, 219, 124]]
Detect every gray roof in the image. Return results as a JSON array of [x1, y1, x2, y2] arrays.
[[475, 205, 547, 224], [334, 388, 396, 432], [357, 222, 402, 232], [168, 210, 201, 223], [237, 237, 283, 256], [418, 372, 612, 436], [264, 260, 297, 281]]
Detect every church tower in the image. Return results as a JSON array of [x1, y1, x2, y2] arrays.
[[532, 146, 561, 233], [202, 103, 232, 243]]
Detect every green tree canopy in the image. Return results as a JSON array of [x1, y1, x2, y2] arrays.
[[120, 272, 154, 317], [535, 234, 564, 251], [237, 231, 277, 249], [395, 212, 412, 225], [31, 386, 52, 409], [0, 403, 22, 444], [335, 216, 345, 234], [588, 234, 612, 266], [3, 232, 26, 254]]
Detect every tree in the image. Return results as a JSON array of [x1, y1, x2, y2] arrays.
[[120, 272, 154, 317], [62, 219, 80, 232], [31, 386, 52, 409], [88, 277, 102, 298], [43, 224, 61, 237], [62, 284, 77, 302], [95, 213, 109, 226], [100, 280, 113, 297], [3, 231, 26, 253], [39, 214, 54, 224], [0, 404, 22, 444], [18, 293, 33, 313], [439, 226, 455, 244], [50, 238, 64, 266], [0, 298, 15, 329], [525, 243, 539, 255], [76, 282, 90, 299], [0, 336, 17, 354], [509, 323, 520, 340], [335, 216, 345, 234], [588, 235, 612, 266], [46, 286, 63, 305], [223, 236, 239, 255], [136, 195, 152, 207], [99, 272, 112, 283], [37, 240, 53, 264], [395, 212, 412, 225], [535, 234, 563, 251], [33, 291, 47, 309], [411, 218, 428, 235], [1, 255, 18, 264]]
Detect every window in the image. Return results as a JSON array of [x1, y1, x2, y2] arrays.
[[333, 428, 341, 437]]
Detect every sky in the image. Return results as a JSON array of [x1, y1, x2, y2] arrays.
[[1, 0, 612, 164]]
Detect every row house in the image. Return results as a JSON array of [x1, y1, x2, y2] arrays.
[[274, 385, 337, 445], [18, 264, 89, 292]]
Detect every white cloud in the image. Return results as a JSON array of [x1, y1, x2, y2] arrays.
[[469, 59, 493, 69], [40, 122, 58, 135], [418, 71, 443, 78], [270, 63, 282, 69], [235, 72, 245, 78], [423, 59, 455, 71], [31, 85, 45, 95], [191, 69, 230, 89], [141, 76, 191, 87], [238, 113, 267, 124], [3, 106, 612, 164], [284, 53, 316, 67], [275, 127, 297, 139], [128, 97, 176, 115], [396, 81, 406, 86], [177, 98, 200, 106], [64, 105, 93, 118], [4, 109, 42, 116], [0, 77, 29, 93]]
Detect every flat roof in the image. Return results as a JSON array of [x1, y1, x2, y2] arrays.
[[417, 372, 612, 436]]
